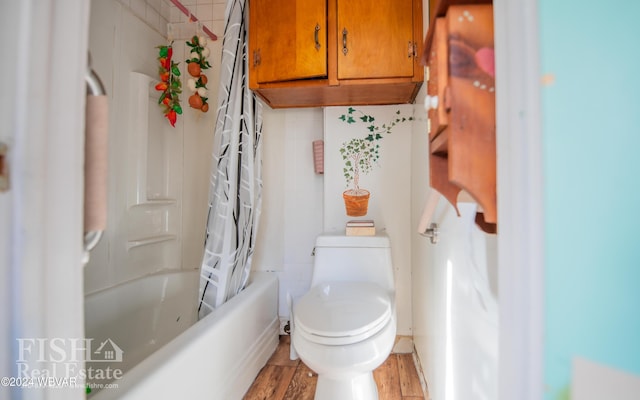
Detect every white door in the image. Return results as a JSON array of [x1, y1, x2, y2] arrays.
[[1, 1, 90, 399]]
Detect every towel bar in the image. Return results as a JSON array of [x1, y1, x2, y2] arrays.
[[83, 56, 107, 259]]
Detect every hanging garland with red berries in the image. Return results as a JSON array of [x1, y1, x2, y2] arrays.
[[155, 43, 182, 127]]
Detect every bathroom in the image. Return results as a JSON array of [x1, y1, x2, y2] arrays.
[[80, 0, 499, 397], [3, 0, 640, 400]]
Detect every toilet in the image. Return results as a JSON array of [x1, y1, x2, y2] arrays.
[[292, 232, 396, 400]]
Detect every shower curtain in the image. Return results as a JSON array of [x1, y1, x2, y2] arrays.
[[198, 0, 263, 318]]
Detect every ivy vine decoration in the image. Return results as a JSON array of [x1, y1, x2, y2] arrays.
[[186, 35, 211, 113], [155, 43, 182, 127], [338, 108, 413, 194]]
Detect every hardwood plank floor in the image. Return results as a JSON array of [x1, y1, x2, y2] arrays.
[[244, 336, 425, 400]]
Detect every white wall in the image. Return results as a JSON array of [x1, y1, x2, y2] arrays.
[[253, 108, 325, 317], [254, 105, 415, 335], [324, 105, 414, 335], [84, 0, 218, 294], [410, 28, 499, 400]]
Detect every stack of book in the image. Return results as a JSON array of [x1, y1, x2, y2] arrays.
[[345, 220, 375, 236]]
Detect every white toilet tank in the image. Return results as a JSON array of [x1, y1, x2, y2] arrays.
[[311, 232, 394, 292]]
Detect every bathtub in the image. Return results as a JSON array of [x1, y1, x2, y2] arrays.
[[84, 270, 279, 399]]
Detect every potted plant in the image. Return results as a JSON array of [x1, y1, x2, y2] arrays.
[[338, 107, 413, 216]]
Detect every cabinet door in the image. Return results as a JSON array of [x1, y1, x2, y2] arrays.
[[446, 5, 496, 224], [251, 0, 327, 84], [337, 0, 415, 80]]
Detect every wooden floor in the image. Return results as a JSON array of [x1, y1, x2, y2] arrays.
[[243, 336, 425, 400]]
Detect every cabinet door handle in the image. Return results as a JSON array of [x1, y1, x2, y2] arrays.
[[314, 24, 321, 51], [342, 28, 348, 55]]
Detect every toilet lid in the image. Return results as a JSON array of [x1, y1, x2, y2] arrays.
[[294, 282, 392, 345]]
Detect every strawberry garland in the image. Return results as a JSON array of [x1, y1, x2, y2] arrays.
[[185, 36, 211, 113], [155, 43, 182, 127]]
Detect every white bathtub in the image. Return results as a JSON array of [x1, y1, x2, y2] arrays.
[[84, 270, 279, 399]]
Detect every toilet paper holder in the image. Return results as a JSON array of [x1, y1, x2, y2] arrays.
[[420, 223, 439, 244]]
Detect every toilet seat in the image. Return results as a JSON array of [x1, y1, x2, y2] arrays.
[[294, 281, 392, 346]]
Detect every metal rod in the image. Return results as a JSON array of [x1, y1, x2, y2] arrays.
[[168, 0, 218, 41], [86, 68, 105, 96]]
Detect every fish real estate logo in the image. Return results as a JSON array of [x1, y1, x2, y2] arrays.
[[90, 338, 124, 362], [8, 337, 125, 388]]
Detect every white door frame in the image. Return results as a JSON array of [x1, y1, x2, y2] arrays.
[[494, 0, 545, 399], [1, 1, 90, 399]]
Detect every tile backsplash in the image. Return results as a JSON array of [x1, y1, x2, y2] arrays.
[[117, 0, 226, 39]]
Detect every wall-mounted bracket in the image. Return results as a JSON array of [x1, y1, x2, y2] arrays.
[[420, 222, 439, 244]]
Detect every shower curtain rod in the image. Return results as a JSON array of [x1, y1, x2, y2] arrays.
[[168, 0, 218, 41]]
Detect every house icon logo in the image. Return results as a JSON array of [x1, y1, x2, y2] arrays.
[[91, 338, 124, 362]]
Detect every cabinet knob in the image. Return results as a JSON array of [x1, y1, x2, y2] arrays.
[[424, 95, 439, 111]]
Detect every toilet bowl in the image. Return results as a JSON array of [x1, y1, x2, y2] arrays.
[[291, 233, 396, 400]]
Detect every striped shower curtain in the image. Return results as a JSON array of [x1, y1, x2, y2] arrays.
[[198, 0, 263, 318]]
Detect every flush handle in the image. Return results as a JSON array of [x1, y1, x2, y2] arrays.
[[0, 142, 8, 192]]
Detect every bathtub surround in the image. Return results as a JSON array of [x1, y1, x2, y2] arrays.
[[88, 271, 279, 399], [84, 2, 275, 398], [198, 0, 263, 315], [85, 271, 200, 389], [85, 0, 219, 294]]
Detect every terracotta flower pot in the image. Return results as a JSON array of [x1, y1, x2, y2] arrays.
[[343, 189, 370, 217]]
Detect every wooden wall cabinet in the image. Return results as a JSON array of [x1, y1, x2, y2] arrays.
[[249, 0, 424, 108], [423, 2, 496, 233]]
